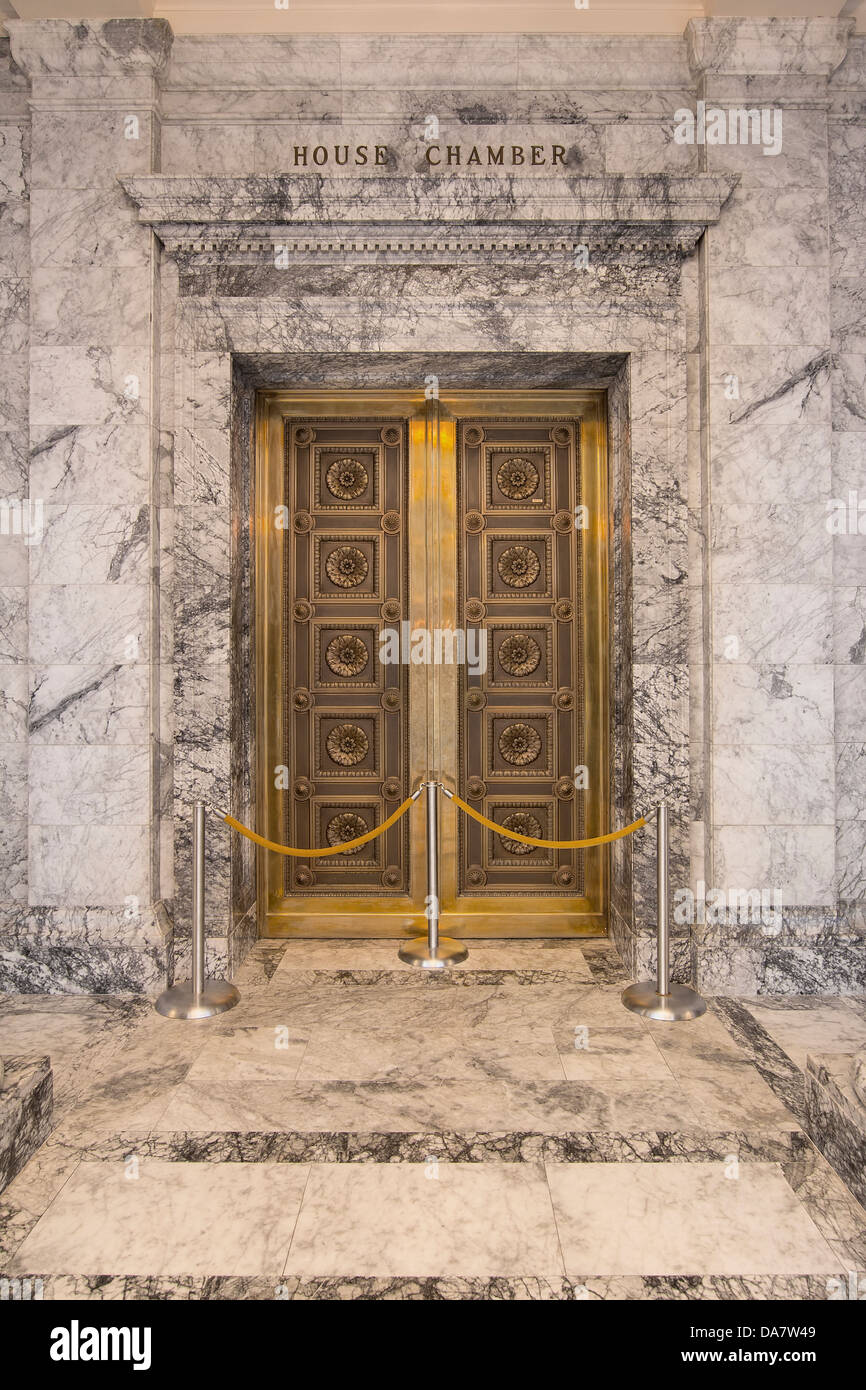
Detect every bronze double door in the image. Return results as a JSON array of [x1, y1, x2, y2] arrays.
[[257, 391, 608, 937]]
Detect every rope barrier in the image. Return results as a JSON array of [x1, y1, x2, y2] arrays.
[[214, 786, 646, 857], [218, 793, 418, 857], [443, 789, 646, 848]]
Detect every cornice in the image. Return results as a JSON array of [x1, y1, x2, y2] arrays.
[[120, 172, 738, 264]]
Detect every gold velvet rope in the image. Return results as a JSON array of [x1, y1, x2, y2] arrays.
[[220, 795, 416, 857], [444, 791, 646, 849], [217, 790, 645, 856]]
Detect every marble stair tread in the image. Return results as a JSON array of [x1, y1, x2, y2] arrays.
[[9, 1159, 846, 1284], [101, 1072, 800, 1140], [226, 975, 663, 1032], [43, 984, 800, 1147], [271, 938, 597, 979], [48, 990, 802, 1144]]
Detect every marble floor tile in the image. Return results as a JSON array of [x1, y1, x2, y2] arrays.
[[294, 1023, 566, 1084], [232, 945, 288, 993], [649, 1009, 759, 1074], [459, 940, 594, 976], [578, 941, 630, 984], [0, 1132, 87, 1267], [547, 1162, 843, 1278], [784, 1141, 866, 1272], [743, 999, 866, 1070], [601, 1081, 703, 1131], [54, 1045, 203, 1142], [283, 1162, 564, 1278], [185, 1027, 310, 1082], [547, 985, 649, 1030], [11, 1160, 310, 1278], [676, 1067, 801, 1133], [237, 976, 497, 1034], [556, 1025, 673, 1083], [710, 998, 808, 1124], [647, 1013, 801, 1130]]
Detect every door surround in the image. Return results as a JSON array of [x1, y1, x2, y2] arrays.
[[119, 166, 726, 972]]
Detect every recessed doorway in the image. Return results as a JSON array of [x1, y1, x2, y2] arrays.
[[256, 389, 609, 937]]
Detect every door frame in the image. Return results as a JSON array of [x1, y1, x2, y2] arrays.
[[255, 388, 609, 937]]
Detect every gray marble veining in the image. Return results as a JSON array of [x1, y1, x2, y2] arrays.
[[0, 15, 863, 995]]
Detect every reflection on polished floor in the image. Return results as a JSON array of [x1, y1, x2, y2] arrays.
[[2, 939, 866, 1299]]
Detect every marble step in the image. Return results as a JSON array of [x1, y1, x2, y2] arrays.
[[83, 1125, 806, 1164], [20, 1272, 842, 1302], [8, 1158, 852, 1297]]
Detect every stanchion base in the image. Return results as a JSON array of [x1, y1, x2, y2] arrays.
[[621, 980, 707, 1022], [397, 937, 468, 970], [155, 980, 240, 1020]]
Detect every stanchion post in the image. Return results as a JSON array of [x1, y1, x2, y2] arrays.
[[657, 799, 670, 996], [427, 779, 440, 956], [155, 801, 241, 1019], [398, 780, 468, 970], [622, 801, 706, 1022], [191, 800, 206, 998]]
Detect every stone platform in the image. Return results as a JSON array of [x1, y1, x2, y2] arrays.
[[1, 942, 865, 1299]]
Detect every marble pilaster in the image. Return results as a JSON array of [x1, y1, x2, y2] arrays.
[[689, 16, 864, 993], [3, 18, 172, 990]]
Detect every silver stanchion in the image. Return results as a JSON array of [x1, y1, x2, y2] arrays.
[[155, 801, 240, 1019], [398, 780, 468, 969], [622, 801, 706, 1022]]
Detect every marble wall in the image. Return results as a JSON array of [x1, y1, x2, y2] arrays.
[[0, 16, 863, 995], [693, 20, 866, 992]]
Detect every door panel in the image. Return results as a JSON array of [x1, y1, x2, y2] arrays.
[[456, 417, 584, 899], [284, 416, 411, 897]]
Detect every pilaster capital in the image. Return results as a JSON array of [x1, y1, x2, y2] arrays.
[[7, 18, 172, 80], [686, 17, 854, 81]]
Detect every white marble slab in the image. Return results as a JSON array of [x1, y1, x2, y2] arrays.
[[154, 1075, 702, 1136], [557, 1025, 673, 1084], [547, 1162, 841, 1277], [11, 1160, 310, 1278], [294, 1023, 567, 1085], [283, 1162, 564, 1278], [185, 1027, 310, 1082]]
